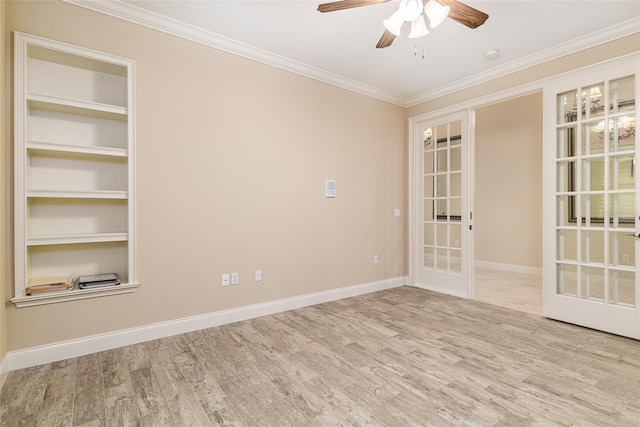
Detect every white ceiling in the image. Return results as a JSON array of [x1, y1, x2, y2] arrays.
[[73, 0, 640, 106]]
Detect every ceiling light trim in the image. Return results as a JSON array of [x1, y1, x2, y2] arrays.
[[62, 0, 407, 107]]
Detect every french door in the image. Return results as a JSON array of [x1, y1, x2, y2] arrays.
[[413, 111, 470, 297], [543, 59, 640, 338]]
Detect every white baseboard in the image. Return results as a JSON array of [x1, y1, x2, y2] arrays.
[[410, 282, 469, 299], [475, 260, 542, 275], [0, 354, 8, 390], [6, 276, 407, 371]]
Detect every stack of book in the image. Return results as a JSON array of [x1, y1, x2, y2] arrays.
[[77, 273, 120, 289], [26, 275, 73, 295]]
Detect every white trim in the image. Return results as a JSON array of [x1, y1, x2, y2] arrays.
[[0, 355, 8, 390], [5, 276, 407, 371], [410, 282, 469, 299], [61, 0, 406, 107], [407, 17, 640, 107], [61, 1, 640, 108], [475, 260, 542, 276]]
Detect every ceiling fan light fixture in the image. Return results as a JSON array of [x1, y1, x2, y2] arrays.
[[383, 9, 405, 36], [399, 0, 424, 21], [425, 0, 450, 28], [408, 15, 429, 38]]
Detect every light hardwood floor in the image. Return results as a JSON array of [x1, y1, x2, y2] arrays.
[[474, 267, 543, 316], [1, 286, 639, 426]]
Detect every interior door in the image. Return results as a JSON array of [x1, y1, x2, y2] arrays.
[[414, 111, 470, 297], [544, 62, 640, 338]]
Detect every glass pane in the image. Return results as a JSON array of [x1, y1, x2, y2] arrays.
[[436, 124, 448, 146], [581, 230, 604, 264], [609, 155, 635, 190], [450, 249, 461, 275], [558, 90, 578, 124], [609, 232, 634, 267], [581, 267, 604, 302], [423, 151, 434, 174], [557, 229, 577, 261], [424, 176, 433, 198], [436, 199, 447, 219], [609, 269, 635, 307], [582, 122, 604, 155], [424, 127, 434, 150], [423, 247, 434, 270], [436, 224, 447, 247], [437, 150, 448, 172], [450, 147, 461, 171], [450, 121, 461, 140], [436, 175, 447, 197], [609, 116, 635, 153], [450, 224, 461, 249], [450, 198, 461, 219], [557, 195, 574, 226], [556, 161, 575, 192], [424, 199, 435, 221], [582, 157, 605, 192], [423, 222, 435, 246], [609, 75, 635, 114], [610, 193, 635, 222], [557, 263, 577, 297], [581, 194, 605, 225], [581, 83, 605, 120], [436, 248, 448, 270], [450, 172, 461, 197], [557, 127, 576, 158]]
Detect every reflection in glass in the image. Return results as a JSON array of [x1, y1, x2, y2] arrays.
[[581, 230, 604, 264], [424, 151, 434, 174], [437, 224, 447, 247], [557, 127, 576, 158], [450, 147, 461, 171], [609, 232, 635, 267], [436, 248, 448, 270], [557, 229, 577, 261], [424, 199, 434, 221], [557, 263, 577, 296], [423, 247, 434, 270], [436, 175, 447, 197], [609, 269, 635, 307], [558, 90, 578, 124], [609, 75, 635, 114], [581, 83, 605, 120], [437, 149, 448, 173], [581, 267, 604, 302], [609, 155, 634, 190], [423, 223, 434, 246]]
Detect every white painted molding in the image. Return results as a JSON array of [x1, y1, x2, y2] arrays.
[[62, 1, 639, 109], [6, 276, 407, 371], [407, 17, 640, 107], [475, 260, 542, 276], [61, 0, 406, 107], [0, 355, 8, 390]]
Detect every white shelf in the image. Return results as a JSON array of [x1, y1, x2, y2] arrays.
[[27, 141, 127, 157], [27, 189, 128, 199], [11, 282, 140, 308], [27, 93, 127, 120], [14, 32, 137, 306], [27, 232, 128, 246]]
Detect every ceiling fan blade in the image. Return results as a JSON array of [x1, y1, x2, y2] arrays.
[[438, 0, 488, 29], [317, 0, 389, 13], [376, 29, 396, 49]]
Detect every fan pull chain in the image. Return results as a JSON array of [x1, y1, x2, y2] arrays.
[[414, 46, 426, 60]]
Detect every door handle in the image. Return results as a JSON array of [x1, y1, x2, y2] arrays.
[[625, 233, 640, 239]]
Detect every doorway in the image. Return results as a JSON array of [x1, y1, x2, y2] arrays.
[[473, 92, 543, 315]]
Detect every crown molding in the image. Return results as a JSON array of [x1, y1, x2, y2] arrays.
[[62, 0, 407, 107], [63, 1, 638, 109], [406, 16, 640, 107]]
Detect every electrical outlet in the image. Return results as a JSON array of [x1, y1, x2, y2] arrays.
[[394, 209, 401, 217], [231, 272, 239, 285], [222, 273, 230, 287], [373, 255, 379, 264], [255, 269, 262, 282]]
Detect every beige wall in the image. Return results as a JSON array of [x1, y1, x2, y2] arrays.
[[4, 1, 406, 351], [474, 93, 543, 268], [1, 0, 9, 376]]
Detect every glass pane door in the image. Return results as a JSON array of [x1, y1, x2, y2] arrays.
[[416, 112, 469, 297], [544, 61, 640, 339]]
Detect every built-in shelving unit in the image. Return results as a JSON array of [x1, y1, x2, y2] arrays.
[[12, 32, 138, 307]]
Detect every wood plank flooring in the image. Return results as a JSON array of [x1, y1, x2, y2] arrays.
[[1, 286, 639, 426]]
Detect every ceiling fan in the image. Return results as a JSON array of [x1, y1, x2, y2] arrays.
[[317, 0, 489, 49]]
